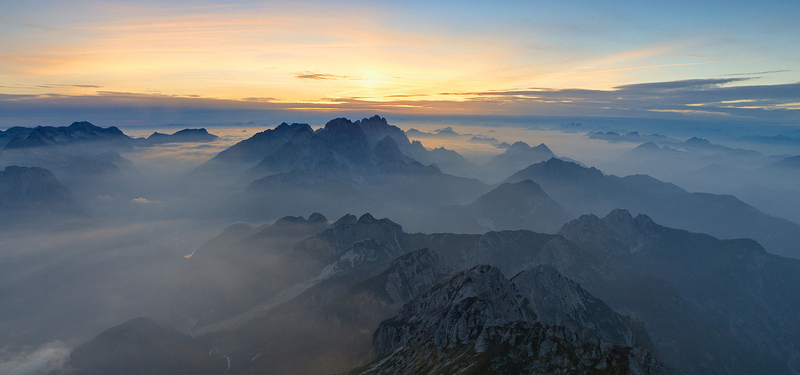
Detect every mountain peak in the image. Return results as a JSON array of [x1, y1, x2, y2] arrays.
[[506, 157, 604, 184], [686, 136, 711, 145], [558, 210, 662, 254], [333, 213, 358, 227], [308, 212, 328, 224], [299, 213, 406, 259], [371, 135, 408, 164], [508, 141, 531, 150], [604, 208, 635, 227], [356, 115, 412, 152], [357, 212, 378, 224], [355, 115, 389, 127], [323, 117, 357, 131], [636, 141, 661, 150]]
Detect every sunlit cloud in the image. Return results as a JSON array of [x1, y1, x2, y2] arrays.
[[295, 72, 354, 80], [0, 1, 798, 122]]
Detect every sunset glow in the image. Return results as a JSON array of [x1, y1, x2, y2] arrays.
[[1, 0, 799, 119]]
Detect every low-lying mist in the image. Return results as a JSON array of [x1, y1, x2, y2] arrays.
[[1, 116, 799, 374]]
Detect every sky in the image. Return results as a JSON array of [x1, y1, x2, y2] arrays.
[[0, 0, 799, 124]]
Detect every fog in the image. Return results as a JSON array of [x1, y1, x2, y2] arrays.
[[1, 115, 799, 374]]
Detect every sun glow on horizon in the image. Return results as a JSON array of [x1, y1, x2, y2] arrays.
[[0, 1, 798, 118]]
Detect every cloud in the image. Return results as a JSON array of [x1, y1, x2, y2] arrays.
[[0, 341, 70, 375], [131, 197, 155, 204], [295, 72, 353, 81], [614, 78, 751, 91], [0, 78, 798, 125], [722, 70, 791, 77], [242, 97, 278, 102], [36, 84, 103, 89]]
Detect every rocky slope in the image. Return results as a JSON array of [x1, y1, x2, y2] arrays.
[[351, 265, 665, 375]]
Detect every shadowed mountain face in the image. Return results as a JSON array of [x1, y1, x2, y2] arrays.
[[558, 209, 800, 374], [355, 115, 413, 154], [196, 122, 313, 175], [0, 126, 34, 148], [506, 157, 800, 259], [0, 166, 81, 225], [63, 317, 227, 375], [408, 179, 572, 234], [0, 166, 72, 205]]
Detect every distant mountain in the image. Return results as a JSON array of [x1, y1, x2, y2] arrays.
[[0, 126, 34, 148], [356, 115, 413, 153], [192, 122, 313, 177], [407, 140, 478, 178], [245, 125, 338, 177], [0, 166, 73, 205], [138, 128, 218, 146], [771, 155, 800, 169], [589, 131, 670, 143], [192, 115, 480, 186], [469, 135, 500, 144], [351, 265, 664, 375], [217, 117, 491, 220], [737, 134, 800, 146], [63, 317, 227, 375], [0, 122, 218, 149], [506, 157, 800, 259], [558, 209, 800, 374], [55, 150, 143, 199], [0, 166, 81, 224], [483, 141, 556, 182], [3, 121, 131, 149], [618, 137, 772, 181], [406, 126, 461, 138], [409, 179, 572, 234]]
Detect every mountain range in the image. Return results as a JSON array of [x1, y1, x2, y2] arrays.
[[506, 157, 800, 259], [0, 121, 219, 150], [6, 115, 800, 375], [62, 207, 800, 374]]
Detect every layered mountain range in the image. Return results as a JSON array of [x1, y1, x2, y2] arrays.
[[0, 121, 219, 150], [506, 157, 800, 258], [64, 208, 800, 374], [6, 115, 799, 375], [189, 115, 800, 258]]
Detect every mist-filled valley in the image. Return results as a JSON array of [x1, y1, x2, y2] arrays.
[[1, 115, 800, 375]]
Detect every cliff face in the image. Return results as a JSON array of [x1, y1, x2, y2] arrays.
[[358, 265, 666, 375]]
